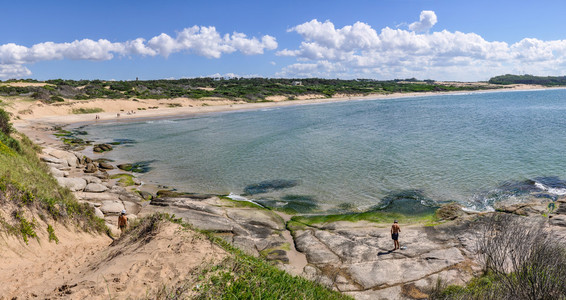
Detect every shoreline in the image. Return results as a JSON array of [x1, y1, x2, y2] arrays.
[[11, 85, 566, 198], [10, 83, 566, 211], [10, 84, 565, 130]]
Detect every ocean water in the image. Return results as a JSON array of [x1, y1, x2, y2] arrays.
[[82, 89, 566, 212]]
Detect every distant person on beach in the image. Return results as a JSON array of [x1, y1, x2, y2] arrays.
[[391, 220, 401, 250], [118, 210, 128, 235]]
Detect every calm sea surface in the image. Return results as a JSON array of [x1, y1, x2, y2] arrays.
[[83, 89, 566, 211]]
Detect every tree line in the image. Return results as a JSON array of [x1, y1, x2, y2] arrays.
[[0, 78, 497, 103], [489, 74, 566, 86]]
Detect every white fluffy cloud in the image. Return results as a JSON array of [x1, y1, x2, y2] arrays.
[[277, 11, 566, 81], [0, 64, 31, 79], [0, 26, 278, 79], [409, 10, 437, 33]]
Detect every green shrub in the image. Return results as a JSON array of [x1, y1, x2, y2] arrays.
[[47, 224, 59, 243], [0, 108, 12, 135], [71, 107, 104, 114], [14, 211, 38, 244], [49, 95, 64, 102]]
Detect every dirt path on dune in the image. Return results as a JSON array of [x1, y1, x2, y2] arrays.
[[0, 221, 227, 299]]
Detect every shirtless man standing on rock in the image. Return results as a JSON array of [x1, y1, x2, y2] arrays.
[[391, 220, 401, 250]]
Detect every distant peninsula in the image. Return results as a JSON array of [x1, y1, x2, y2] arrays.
[[489, 74, 566, 86]]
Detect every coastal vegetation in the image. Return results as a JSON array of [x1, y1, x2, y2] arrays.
[[0, 77, 498, 102], [71, 107, 104, 114], [430, 214, 566, 299], [0, 108, 107, 243], [488, 74, 566, 86]]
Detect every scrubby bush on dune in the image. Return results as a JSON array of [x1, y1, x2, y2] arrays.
[[430, 214, 566, 299], [0, 108, 107, 243], [0, 108, 12, 135]]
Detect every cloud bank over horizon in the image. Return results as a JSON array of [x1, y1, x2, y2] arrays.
[[2, 11, 566, 81], [277, 11, 566, 81], [0, 26, 277, 79]]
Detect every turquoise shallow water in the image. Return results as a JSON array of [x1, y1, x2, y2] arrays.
[[83, 89, 566, 211]]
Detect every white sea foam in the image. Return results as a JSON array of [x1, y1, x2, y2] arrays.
[[534, 182, 566, 195], [227, 193, 263, 207], [146, 120, 176, 124], [227, 193, 249, 201]]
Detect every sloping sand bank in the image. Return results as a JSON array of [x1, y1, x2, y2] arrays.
[[0, 219, 226, 299]]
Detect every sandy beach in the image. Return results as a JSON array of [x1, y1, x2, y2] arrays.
[[0, 82, 556, 131]]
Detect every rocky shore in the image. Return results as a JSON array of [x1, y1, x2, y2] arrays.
[[33, 129, 566, 299]]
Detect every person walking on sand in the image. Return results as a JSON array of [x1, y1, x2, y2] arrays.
[[118, 209, 128, 235], [391, 220, 401, 250]]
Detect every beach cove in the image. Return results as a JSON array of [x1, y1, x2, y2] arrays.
[[4, 85, 566, 299], [48, 86, 566, 212]]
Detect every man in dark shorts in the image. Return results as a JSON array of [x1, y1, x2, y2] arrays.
[[391, 220, 401, 250], [118, 209, 128, 236]]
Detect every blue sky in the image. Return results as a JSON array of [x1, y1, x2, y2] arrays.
[[2, 0, 566, 81]]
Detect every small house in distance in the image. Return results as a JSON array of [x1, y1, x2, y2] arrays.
[[291, 81, 303, 86]]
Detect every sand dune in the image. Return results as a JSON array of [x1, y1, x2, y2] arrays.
[[0, 218, 226, 299]]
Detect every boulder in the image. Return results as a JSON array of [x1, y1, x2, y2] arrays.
[[93, 143, 113, 153], [95, 171, 109, 179], [119, 193, 142, 203], [550, 215, 566, 227], [75, 192, 120, 202], [98, 162, 114, 170], [46, 162, 71, 171], [47, 149, 79, 168], [84, 162, 98, 173], [82, 176, 102, 184], [84, 183, 109, 193], [56, 177, 87, 192], [40, 155, 64, 164], [137, 191, 153, 201], [72, 152, 85, 165], [49, 167, 67, 178], [117, 163, 133, 171], [123, 201, 141, 215], [99, 200, 125, 215], [110, 186, 128, 195], [94, 207, 104, 218], [436, 203, 464, 220]]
